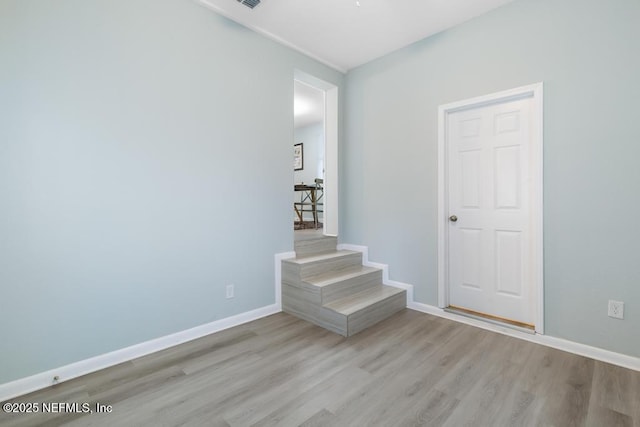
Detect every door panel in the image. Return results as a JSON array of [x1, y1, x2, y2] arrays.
[[447, 98, 533, 324], [494, 146, 520, 209], [460, 228, 482, 289], [460, 150, 481, 208], [495, 230, 522, 297]]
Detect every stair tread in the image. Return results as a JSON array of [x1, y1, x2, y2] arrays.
[[324, 285, 405, 316], [284, 250, 359, 265], [304, 265, 380, 287]]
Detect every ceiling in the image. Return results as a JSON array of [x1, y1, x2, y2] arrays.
[[196, 0, 514, 73]]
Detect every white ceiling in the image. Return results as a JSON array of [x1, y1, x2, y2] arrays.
[[196, 0, 514, 73]]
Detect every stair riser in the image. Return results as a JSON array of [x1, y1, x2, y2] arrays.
[[294, 236, 337, 258], [298, 253, 362, 279], [347, 291, 406, 336], [321, 270, 383, 305]]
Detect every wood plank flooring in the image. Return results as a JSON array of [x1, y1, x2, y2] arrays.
[[1, 310, 638, 426]]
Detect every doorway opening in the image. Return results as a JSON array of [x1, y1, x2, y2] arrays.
[[293, 70, 338, 241]]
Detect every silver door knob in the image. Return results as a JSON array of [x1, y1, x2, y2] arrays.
[[449, 215, 458, 222]]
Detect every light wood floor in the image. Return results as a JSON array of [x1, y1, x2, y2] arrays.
[[2, 310, 639, 426]]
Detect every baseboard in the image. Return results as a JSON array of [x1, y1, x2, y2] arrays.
[[410, 301, 640, 372], [1, 250, 297, 402], [0, 304, 281, 402], [339, 243, 640, 372], [337, 244, 415, 303], [4, 245, 637, 402]]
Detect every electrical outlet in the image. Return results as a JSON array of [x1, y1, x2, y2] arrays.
[[226, 284, 234, 299], [608, 300, 624, 319]]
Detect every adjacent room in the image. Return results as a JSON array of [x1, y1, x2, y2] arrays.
[[1, 0, 639, 425], [293, 79, 325, 232]]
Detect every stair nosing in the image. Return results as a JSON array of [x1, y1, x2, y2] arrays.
[[323, 285, 406, 316], [304, 265, 381, 287], [284, 250, 360, 265]]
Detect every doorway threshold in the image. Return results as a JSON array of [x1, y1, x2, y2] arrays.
[[444, 306, 535, 335]]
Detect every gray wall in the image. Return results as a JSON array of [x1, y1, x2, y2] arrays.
[[342, 0, 640, 357], [0, 0, 343, 384]]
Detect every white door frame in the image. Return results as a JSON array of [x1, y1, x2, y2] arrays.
[[294, 69, 339, 236], [437, 83, 544, 334]]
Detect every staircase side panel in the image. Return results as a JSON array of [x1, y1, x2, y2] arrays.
[[282, 283, 347, 336], [282, 262, 302, 286]]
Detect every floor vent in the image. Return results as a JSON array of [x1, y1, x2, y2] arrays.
[[237, 0, 260, 9]]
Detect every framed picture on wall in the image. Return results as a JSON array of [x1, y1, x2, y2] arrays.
[[294, 143, 303, 171]]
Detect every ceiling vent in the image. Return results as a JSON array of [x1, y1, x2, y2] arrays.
[[237, 0, 260, 9]]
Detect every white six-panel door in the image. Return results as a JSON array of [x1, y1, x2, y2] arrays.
[[446, 95, 536, 325]]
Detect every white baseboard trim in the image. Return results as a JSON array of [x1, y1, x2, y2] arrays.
[[338, 243, 415, 305], [0, 304, 281, 402], [338, 243, 640, 372], [4, 245, 638, 402], [410, 301, 640, 372], [2, 250, 298, 401]]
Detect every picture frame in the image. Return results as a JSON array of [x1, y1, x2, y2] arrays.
[[294, 143, 303, 171]]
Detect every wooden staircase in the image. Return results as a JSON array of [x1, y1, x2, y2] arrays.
[[282, 235, 406, 336]]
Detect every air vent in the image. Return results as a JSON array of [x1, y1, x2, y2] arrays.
[[237, 0, 260, 9]]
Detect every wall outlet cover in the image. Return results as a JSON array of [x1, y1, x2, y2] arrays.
[[608, 300, 624, 319]]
